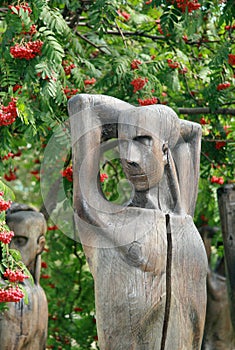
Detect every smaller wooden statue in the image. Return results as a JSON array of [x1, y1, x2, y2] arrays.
[[0, 203, 48, 350], [200, 226, 235, 350]]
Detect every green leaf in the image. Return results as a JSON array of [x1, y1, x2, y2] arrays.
[[9, 249, 22, 262]]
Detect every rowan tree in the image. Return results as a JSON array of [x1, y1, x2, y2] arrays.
[[0, 0, 235, 348]]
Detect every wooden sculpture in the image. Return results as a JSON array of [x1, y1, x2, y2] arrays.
[[200, 226, 235, 350], [0, 204, 48, 350], [218, 184, 235, 332], [69, 94, 208, 350]]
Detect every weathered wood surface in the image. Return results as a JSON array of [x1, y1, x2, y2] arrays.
[[200, 226, 235, 350], [0, 205, 48, 350], [69, 94, 208, 350], [217, 184, 235, 334]]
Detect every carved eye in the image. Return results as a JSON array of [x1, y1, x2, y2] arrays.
[[11, 236, 28, 247], [133, 136, 153, 147]]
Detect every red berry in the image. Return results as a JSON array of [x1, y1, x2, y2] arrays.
[[84, 77, 96, 85], [138, 97, 159, 106], [61, 165, 73, 181], [117, 10, 130, 21], [228, 54, 235, 66], [100, 173, 108, 183], [131, 59, 142, 70], [47, 225, 59, 231], [167, 59, 179, 69], [130, 77, 148, 93], [215, 141, 226, 149], [216, 82, 231, 91]]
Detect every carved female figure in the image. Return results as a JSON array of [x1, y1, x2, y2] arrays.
[[69, 94, 208, 350]]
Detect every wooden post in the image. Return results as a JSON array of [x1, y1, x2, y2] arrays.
[[217, 184, 235, 333], [200, 226, 235, 350], [69, 94, 208, 350]]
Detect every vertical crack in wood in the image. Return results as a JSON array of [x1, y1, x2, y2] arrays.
[[160, 214, 172, 350]]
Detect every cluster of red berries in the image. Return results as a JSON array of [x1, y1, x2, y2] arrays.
[[156, 19, 164, 35], [13, 84, 22, 93], [9, 3, 32, 14], [2, 150, 22, 161], [167, 59, 179, 69], [200, 117, 208, 125], [117, 10, 130, 21], [138, 97, 159, 106], [228, 54, 235, 66], [30, 169, 40, 181], [84, 77, 96, 85], [131, 77, 148, 93], [0, 286, 24, 303], [62, 61, 76, 76], [215, 141, 226, 150], [4, 268, 29, 283], [167, 59, 188, 73], [0, 192, 27, 303], [63, 87, 79, 99], [131, 59, 142, 70], [223, 125, 232, 136], [10, 40, 43, 60], [4, 169, 17, 182], [47, 225, 59, 231], [73, 306, 83, 312], [170, 0, 201, 13], [210, 176, 224, 185], [100, 173, 108, 183], [22, 24, 37, 36], [0, 192, 12, 212], [179, 67, 188, 74], [0, 230, 14, 244], [0, 98, 18, 126], [41, 261, 48, 268], [61, 165, 73, 182], [216, 82, 231, 91], [225, 25, 235, 31]]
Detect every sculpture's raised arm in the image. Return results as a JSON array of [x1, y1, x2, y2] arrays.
[[175, 119, 202, 216], [68, 94, 131, 226]]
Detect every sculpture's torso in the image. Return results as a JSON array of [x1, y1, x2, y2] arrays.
[[82, 210, 208, 350]]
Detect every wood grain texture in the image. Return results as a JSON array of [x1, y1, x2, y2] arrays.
[[217, 185, 235, 337], [69, 94, 208, 350]]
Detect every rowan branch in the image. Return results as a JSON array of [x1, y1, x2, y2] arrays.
[[74, 30, 111, 54], [178, 107, 235, 116]]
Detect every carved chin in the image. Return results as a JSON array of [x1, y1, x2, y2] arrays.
[[127, 168, 164, 191], [128, 174, 156, 191]]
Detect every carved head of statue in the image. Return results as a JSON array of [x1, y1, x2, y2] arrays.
[[6, 204, 47, 283], [118, 105, 180, 191]]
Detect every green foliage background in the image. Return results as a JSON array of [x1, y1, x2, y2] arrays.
[[0, 0, 235, 348]]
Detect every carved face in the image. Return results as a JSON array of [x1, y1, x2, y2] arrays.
[[7, 212, 46, 269], [118, 110, 168, 191]]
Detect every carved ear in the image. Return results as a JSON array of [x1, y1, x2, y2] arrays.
[[37, 235, 46, 255]]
